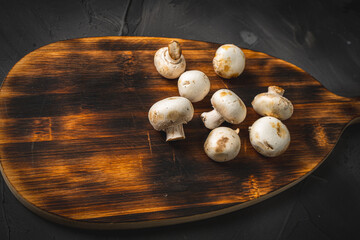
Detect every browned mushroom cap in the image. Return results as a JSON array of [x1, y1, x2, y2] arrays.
[[148, 97, 194, 141], [204, 127, 241, 162], [251, 86, 293, 120], [154, 41, 186, 79], [201, 89, 247, 129], [178, 70, 210, 102], [249, 116, 290, 157], [213, 44, 246, 79]]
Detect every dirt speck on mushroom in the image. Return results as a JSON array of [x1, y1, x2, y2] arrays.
[[222, 45, 232, 50], [220, 91, 232, 97], [167, 111, 180, 121], [149, 111, 165, 124], [270, 121, 286, 138], [263, 140, 274, 150], [183, 81, 190, 86], [224, 65, 230, 72], [215, 136, 229, 152]]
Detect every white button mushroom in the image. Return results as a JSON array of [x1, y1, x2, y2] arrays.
[[154, 40, 186, 79], [249, 116, 290, 157], [201, 89, 247, 129], [204, 127, 241, 162], [213, 44, 245, 79], [252, 86, 294, 120], [148, 97, 194, 141], [177, 70, 210, 102]]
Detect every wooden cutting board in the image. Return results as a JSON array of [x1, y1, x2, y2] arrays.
[[0, 36, 359, 229]]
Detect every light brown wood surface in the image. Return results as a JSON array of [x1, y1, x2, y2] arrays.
[[0, 36, 359, 229]]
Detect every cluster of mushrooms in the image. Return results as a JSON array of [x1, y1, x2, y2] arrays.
[[148, 40, 294, 162]]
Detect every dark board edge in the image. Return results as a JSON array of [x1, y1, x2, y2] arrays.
[[1, 117, 359, 230]]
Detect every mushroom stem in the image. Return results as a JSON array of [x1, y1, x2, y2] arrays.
[[268, 86, 285, 96], [165, 124, 185, 141], [168, 40, 181, 60], [201, 109, 225, 129]]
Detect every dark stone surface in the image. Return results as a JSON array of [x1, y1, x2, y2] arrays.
[[0, 0, 359, 239]]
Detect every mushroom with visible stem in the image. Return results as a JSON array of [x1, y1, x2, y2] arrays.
[[201, 89, 247, 129], [154, 40, 186, 79], [252, 86, 294, 120], [213, 44, 245, 79], [204, 127, 241, 162], [249, 116, 290, 157], [148, 97, 194, 141], [178, 70, 210, 102]]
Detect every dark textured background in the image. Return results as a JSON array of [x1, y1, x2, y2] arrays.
[[1, 0, 360, 239]]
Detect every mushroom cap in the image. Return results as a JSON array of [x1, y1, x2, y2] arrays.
[[178, 70, 210, 102], [154, 47, 186, 79], [252, 87, 293, 120], [249, 117, 290, 157], [204, 127, 241, 162], [211, 89, 247, 124], [213, 44, 245, 79], [148, 97, 194, 131]]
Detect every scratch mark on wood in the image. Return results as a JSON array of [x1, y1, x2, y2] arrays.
[[138, 154, 144, 171], [147, 131, 152, 154], [172, 148, 176, 164], [2, 99, 9, 118], [131, 113, 136, 127], [31, 141, 35, 165], [48, 117, 53, 141], [220, 79, 229, 89]]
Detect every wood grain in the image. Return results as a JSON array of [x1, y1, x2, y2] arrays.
[[0, 36, 359, 229]]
